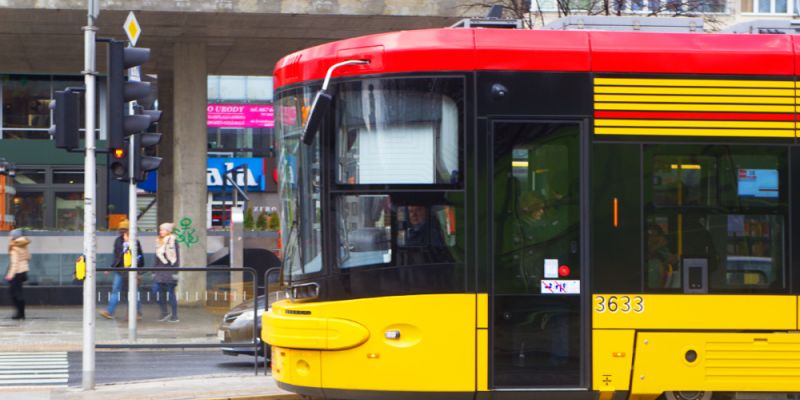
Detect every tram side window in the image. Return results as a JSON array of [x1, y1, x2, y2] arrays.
[[643, 145, 787, 293], [590, 143, 641, 294]]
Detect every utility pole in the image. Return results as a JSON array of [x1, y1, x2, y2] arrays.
[[82, 0, 100, 391]]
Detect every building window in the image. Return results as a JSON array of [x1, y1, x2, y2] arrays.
[[11, 167, 96, 230], [1, 75, 90, 140], [742, 0, 790, 13], [537, 0, 727, 13]]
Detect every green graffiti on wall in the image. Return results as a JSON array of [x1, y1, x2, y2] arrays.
[[174, 217, 199, 248]]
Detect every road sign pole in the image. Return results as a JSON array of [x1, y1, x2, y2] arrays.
[[125, 12, 142, 343], [82, 0, 99, 391]]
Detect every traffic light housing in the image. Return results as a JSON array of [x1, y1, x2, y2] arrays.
[[49, 89, 81, 150], [110, 145, 130, 182], [132, 131, 162, 183], [107, 40, 152, 150]]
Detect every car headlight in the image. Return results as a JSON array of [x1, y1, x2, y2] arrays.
[[237, 309, 264, 321]]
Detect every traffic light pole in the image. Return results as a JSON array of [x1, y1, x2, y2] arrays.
[[128, 133, 138, 342], [81, 0, 99, 391]]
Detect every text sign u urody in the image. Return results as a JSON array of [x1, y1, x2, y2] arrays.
[[207, 104, 274, 129]]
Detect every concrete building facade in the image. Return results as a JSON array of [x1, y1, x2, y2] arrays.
[[0, 0, 477, 304]]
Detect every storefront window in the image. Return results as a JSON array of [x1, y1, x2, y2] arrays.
[[55, 192, 83, 230], [14, 169, 46, 184], [53, 170, 83, 184], [13, 191, 44, 228]]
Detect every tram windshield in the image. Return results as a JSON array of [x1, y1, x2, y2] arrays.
[[276, 86, 322, 280], [276, 77, 465, 285]]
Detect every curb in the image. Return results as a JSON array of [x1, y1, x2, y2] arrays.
[[207, 396, 301, 400]]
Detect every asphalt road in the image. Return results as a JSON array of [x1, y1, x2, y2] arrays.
[[68, 350, 268, 386]]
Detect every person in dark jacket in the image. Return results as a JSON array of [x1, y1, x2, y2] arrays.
[[6, 229, 30, 320], [153, 222, 179, 322], [100, 220, 143, 320]]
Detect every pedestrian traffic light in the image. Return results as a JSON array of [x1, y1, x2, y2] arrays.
[[132, 131, 162, 183], [110, 144, 130, 182], [107, 40, 152, 150], [49, 89, 81, 150]]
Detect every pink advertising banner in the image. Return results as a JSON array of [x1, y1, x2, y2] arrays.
[[207, 104, 274, 128]]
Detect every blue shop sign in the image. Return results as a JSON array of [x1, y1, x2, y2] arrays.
[[207, 158, 267, 192]]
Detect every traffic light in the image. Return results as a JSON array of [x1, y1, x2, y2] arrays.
[[132, 131, 162, 183], [107, 40, 152, 150], [110, 145, 130, 182], [49, 89, 81, 150]]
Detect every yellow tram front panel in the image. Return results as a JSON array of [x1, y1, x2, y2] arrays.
[[265, 294, 477, 393]]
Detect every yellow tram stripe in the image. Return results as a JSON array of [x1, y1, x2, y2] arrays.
[[594, 119, 795, 129], [595, 86, 795, 96], [595, 102, 795, 113], [594, 126, 795, 137], [594, 77, 794, 88], [595, 94, 795, 105]]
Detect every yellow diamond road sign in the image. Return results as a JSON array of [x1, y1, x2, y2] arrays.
[[123, 12, 141, 47]]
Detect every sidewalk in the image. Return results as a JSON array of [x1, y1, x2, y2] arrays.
[[0, 305, 297, 399], [2, 375, 298, 400], [1, 304, 236, 351]]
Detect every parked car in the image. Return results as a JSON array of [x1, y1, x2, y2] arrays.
[[218, 267, 282, 358], [219, 295, 267, 357]]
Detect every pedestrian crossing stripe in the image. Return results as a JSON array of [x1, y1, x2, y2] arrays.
[[0, 352, 68, 387]]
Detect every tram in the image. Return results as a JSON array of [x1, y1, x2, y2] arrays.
[[264, 18, 800, 400]]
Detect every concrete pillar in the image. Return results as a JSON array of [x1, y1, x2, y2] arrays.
[[172, 41, 207, 306], [157, 68, 174, 223]]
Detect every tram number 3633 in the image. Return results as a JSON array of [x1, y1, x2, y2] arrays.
[[594, 295, 645, 313]]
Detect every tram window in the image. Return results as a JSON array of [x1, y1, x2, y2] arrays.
[[335, 194, 463, 269], [590, 143, 641, 293], [643, 145, 787, 292], [337, 195, 392, 269], [335, 78, 462, 185], [276, 87, 323, 277]]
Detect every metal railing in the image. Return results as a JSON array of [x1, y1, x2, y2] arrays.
[[95, 266, 261, 375]]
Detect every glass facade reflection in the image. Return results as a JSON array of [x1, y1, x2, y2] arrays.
[[207, 75, 274, 158]]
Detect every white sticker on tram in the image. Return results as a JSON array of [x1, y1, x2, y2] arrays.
[[541, 280, 580, 294], [544, 259, 559, 278]]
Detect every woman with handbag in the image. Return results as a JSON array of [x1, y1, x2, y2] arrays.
[[6, 229, 30, 320], [153, 222, 180, 322]]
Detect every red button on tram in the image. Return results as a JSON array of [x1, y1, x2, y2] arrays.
[[558, 265, 570, 277]]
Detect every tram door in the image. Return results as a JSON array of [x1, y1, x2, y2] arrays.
[[491, 121, 583, 388]]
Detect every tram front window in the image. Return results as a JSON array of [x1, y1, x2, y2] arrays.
[[276, 87, 322, 280], [336, 77, 462, 185], [336, 194, 459, 269]]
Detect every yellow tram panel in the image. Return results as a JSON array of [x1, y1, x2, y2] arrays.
[[631, 332, 800, 395], [593, 295, 797, 330], [592, 329, 636, 393]]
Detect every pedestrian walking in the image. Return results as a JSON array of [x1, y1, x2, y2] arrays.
[[100, 220, 143, 320], [153, 222, 180, 322], [6, 229, 30, 320]]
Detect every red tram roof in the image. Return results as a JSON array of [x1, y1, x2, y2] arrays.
[[273, 28, 797, 88]]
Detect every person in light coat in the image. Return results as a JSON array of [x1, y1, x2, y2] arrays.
[[6, 229, 30, 320], [153, 222, 180, 322]]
